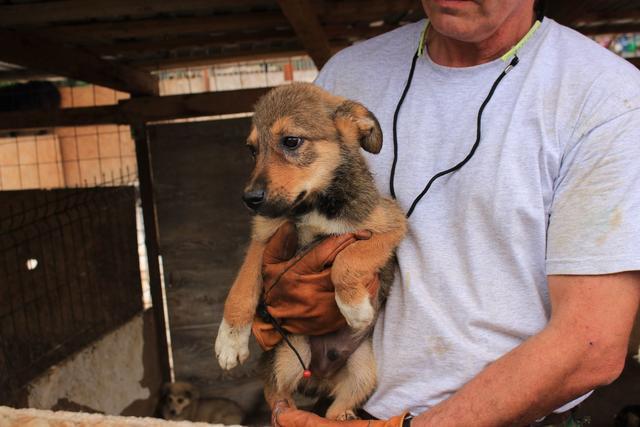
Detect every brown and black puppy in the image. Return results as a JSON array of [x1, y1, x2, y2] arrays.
[[215, 83, 407, 420], [160, 382, 244, 424]]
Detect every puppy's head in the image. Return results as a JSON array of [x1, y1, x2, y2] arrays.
[[160, 382, 199, 420], [243, 83, 382, 218]]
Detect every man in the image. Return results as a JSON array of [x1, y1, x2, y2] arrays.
[[272, 0, 640, 425]]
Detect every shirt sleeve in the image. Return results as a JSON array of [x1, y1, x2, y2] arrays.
[[546, 93, 640, 275]]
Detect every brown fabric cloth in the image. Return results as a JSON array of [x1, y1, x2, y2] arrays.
[[273, 400, 409, 427], [252, 222, 379, 351]]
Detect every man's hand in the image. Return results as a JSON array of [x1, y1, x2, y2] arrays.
[[272, 401, 408, 427]]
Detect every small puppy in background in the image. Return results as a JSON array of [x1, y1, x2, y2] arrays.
[[215, 83, 406, 419], [160, 381, 244, 425]]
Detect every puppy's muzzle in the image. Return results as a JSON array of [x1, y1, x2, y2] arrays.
[[243, 188, 265, 211]]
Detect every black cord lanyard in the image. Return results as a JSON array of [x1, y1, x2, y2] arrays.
[[389, 19, 542, 219]]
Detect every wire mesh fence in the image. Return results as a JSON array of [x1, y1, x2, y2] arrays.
[[0, 172, 143, 404]]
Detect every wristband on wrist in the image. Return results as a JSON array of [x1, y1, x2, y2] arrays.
[[402, 414, 413, 427]]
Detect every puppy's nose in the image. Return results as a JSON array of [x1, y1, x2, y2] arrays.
[[242, 189, 265, 210]]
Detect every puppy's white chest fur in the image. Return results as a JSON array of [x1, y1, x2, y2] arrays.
[[297, 211, 356, 246]]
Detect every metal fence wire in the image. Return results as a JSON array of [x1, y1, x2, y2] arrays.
[[0, 173, 143, 404]]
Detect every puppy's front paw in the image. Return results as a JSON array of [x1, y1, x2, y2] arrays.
[[215, 319, 251, 370], [335, 293, 374, 331], [326, 408, 358, 421]]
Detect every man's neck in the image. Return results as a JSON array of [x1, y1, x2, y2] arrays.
[[427, 9, 536, 67]]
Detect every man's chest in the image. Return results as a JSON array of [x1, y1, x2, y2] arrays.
[[357, 86, 564, 237]]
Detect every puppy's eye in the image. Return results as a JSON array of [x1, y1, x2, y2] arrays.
[[247, 145, 257, 158], [281, 136, 303, 150], [177, 398, 184, 404]]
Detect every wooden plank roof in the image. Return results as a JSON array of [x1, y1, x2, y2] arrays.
[[0, 0, 638, 90]]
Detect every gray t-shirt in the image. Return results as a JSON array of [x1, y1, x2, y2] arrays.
[[315, 18, 640, 417]]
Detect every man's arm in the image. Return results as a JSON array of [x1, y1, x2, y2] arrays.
[[414, 271, 640, 426]]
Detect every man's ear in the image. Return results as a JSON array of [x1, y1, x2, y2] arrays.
[[333, 100, 383, 154]]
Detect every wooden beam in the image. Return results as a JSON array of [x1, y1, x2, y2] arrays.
[[0, 88, 271, 130], [0, 0, 271, 27], [90, 30, 297, 56], [573, 8, 640, 25], [41, 12, 289, 43], [320, 0, 423, 24], [545, 0, 587, 26], [0, 105, 123, 129], [132, 41, 349, 71], [0, 29, 158, 96], [0, 68, 57, 83], [574, 22, 640, 35], [277, 0, 333, 68], [122, 87, 269, 122], [325, 23, 399, 40], [74, 23, 385, 58], [133, 47, 310, 70]]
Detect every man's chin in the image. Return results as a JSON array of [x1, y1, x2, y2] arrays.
[[431, 14, 495, 43]]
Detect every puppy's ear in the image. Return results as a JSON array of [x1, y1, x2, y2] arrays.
[[185, 383, 200, 401], [333, 100, 382, 154]]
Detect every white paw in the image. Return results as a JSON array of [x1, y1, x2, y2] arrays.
[[214, 319, 251, 370], [335, 294, 374, 331]]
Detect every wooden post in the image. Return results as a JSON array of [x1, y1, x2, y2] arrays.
[[132, 123, 171, 382], [277, 0, 333, 68]]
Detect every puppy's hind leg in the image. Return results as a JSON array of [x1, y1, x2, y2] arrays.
[[264, 335, 311, 410], [325, 339, 377, 421]]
